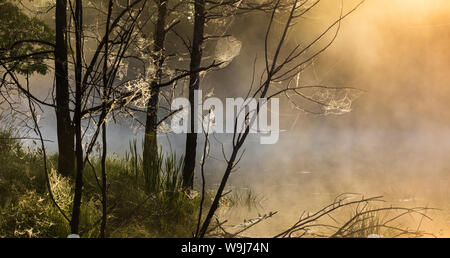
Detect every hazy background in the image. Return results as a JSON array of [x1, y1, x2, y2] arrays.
[[13, 0, 450, 236], [218, 0, 450, 236]]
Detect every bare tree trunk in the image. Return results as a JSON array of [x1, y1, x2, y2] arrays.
[[55, 0, 74, 177], [100, 122, 107, 237], [182, 0, 205, 189], [142, 0, 168, 189], [71, 0, 84, 235], [100, 0, 113, 238], [198, 143, 240, 237]]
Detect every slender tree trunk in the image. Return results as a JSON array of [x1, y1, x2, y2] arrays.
[[198, 148, 239, 237], [182, 0, 205, 189], [100, 0, 113, 238], [100, 122, 107, 237], [71, 0, 84, 235], [142, 0, 168, 186], [55, 0, 74, 177]]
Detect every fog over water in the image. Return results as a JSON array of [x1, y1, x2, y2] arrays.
[[14, 0, 450, 236]]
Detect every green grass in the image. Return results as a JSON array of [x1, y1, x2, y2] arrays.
[[0, 130, 206, 238]]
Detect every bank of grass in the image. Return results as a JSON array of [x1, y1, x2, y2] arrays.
[[0, 130, 207, 238]]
